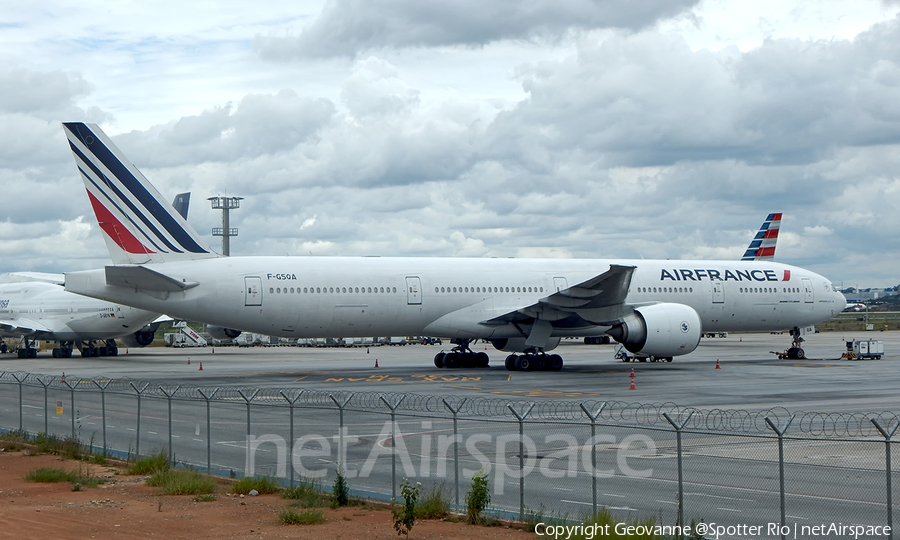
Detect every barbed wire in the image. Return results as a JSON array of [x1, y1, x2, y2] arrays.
[[1, 371, 897, 438]]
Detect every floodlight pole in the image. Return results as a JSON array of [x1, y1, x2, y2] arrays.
[[209, 196, 243, 256]]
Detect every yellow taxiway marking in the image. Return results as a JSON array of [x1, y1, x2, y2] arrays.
[[449, 386, 481, 391], [292, 376, 308, 382]]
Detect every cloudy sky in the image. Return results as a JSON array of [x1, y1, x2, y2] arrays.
[[2, 0, 900, 288]]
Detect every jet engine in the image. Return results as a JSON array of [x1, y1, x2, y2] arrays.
[[606, 303, 701, 358], [206, 325, 242, 340], [119, 328, 156, 348], [491, 337, 560, 353]]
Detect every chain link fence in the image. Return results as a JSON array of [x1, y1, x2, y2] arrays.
[[0, 370, 896, 535]]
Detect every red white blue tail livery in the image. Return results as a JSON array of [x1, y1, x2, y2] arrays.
[[63, 122, 218, 265], [742, 213, 781, 261]]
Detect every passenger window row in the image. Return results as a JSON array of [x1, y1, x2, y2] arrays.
[[269, 286, 399, 294], [433, 286, 544, 294]]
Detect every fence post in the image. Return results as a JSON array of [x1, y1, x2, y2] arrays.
[[329, 394, 353, 476], [663, 410, 695, 528], [158, 385, 181, 467], [871, 418, 899, 540], [13, 372, 26, 431], [129, 382, 150, 457], [93, 380, 111, 454], [507, 402, 535, 522], [198, 388, 220, 475], [765, 415, 794, 540], [380, 394, 407, 501], [442, 397, 467, 512], [63, 378, 77, 439], [36, 376, 51, 435], [280, 390, 304, 487], [580, 402, 608, 516]]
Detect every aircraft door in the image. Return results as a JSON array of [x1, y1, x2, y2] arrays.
[[406, 277, 422, 305], [245, 276, 263, 306], [712, 279, 724, 303], [553, 277, 568, 292], [802, 278, 814, 303]]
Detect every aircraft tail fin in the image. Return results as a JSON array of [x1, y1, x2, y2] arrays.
[[741, 213, 781, 261], [62, 123, 219, 265]]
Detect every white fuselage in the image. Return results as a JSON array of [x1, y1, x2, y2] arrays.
[[65, 257, 844, 340], [0, 281, 160, 342]]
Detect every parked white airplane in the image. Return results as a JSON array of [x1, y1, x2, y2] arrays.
[[0, 272, 164, 358], [61, 122, 845, 369]]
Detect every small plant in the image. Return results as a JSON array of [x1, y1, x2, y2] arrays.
[[193, 493, 218, 502], [416, 483, 450, 519], [127, 450, 170, 475], [465, 469, 491, 525], [332, 466, 349, 507], [392, 479, 420, 538], [279, 508, 326, 525], [25, 466, 103, 488], [71, 482, 82, 492], [232, 476, 281, 495], [146, 469, 216, 495], [283, 479, 328, 508]]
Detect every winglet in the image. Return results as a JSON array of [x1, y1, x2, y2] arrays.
[[741, 213, 781, 261], [62, 122, 219, 264]]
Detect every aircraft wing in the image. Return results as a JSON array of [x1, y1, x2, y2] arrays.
[[0, 318, 52, 337], [0, 272, 66, 285], [481, 264, 636, 327]]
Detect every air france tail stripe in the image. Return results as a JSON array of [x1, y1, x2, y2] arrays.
[[86, 191, 156, 254], [77, 166, 171, 254], [64, 123, 209, 254], [71, 144, 176, 254]]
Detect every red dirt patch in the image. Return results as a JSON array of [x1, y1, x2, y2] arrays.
[[0, 449, 529, 539]]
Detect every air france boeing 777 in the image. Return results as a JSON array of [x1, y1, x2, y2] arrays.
[[61, 122, 845, 370]]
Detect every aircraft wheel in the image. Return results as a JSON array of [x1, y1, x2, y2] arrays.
[[461, 352, 475, 368], [0, 343, 7, 353], [532, 355, 547, 371], [638, 357, 647, 363], [516, 355, 532, 371], [28, 348, 38, 358], [665, 357, 673, 362], [109, 346, 118, 356], [52, 348, 60, 358], [796, 348, 806, 359], [434, 352, 445, 368], [549, 354, 563, 371], [475, 352, 489, 368], [444, 352, 460, 368], [505, 354, 517, 371], [17, 349, 26, 359]]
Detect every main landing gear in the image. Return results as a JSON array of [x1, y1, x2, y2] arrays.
[[504, 350, 563, 372], [16, 338, 38, 359], [52, 341, 75, 358], [77, 339, 119, 358], [433, 338, 489, 369]]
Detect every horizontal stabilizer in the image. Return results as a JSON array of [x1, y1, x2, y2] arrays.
[[105, 266, 198, 292]]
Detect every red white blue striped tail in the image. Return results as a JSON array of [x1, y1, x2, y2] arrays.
[[63, 123, 220, 265], [741, 213, 781, 261]]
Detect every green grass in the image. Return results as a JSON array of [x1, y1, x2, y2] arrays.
[[282, 480, 329, 508], [279, 508, 326, 525], [416, 483, 450, 519], [193, 493, 218, 502], [146, 469, 217, 495], [232, 476, 281, 495], [24, 466, 104, 488], [126, 450, 170, 475]]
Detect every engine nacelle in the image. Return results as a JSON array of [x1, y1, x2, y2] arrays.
[[119, 329, 155, 348], [206, 325, 242, 340], [606, 303, 701, 358], [491, 337, 560, 353]]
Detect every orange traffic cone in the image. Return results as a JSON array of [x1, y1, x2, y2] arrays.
[[715, 359, 720, 369], [199, 362, 203, 371], [374, 359, 379, 368], [126, 348, 129, 354], [739, 337, 742, 342], [629, 378, 635, 390], [61, 372, 65, 382], [630, 367, 635, 379], [211, 346, 215, 354], [187, 358, 191, 365]]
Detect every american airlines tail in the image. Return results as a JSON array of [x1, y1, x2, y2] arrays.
[[741, 212, 781, 261], [63, 122, 219, 265]]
